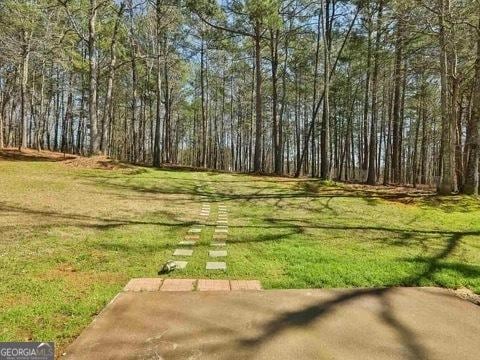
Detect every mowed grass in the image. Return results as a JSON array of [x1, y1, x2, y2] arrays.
[[1, 152, 480, 351]]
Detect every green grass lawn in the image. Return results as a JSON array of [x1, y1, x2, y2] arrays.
[[1, 153, 480, 351]]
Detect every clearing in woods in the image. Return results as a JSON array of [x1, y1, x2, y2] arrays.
[[1, 149, 479, 352]]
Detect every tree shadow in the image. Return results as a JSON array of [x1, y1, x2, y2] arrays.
[[233, 231, 466, 359]]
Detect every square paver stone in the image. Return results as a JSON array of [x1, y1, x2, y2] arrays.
[[188, 228, 202, 233], [173, 261, 188, 269], [217, 220, 228, 224], [206, 262, 227, 270], [212, 242, 226, 247], [160, 279, 196, 291], [197, 279, 230, 291], [215, 229, 228, 233], [179, 240, 195, 245], [185, 235, 200, 241], [124, 278, 163, 292], [213, 234, 228, 240], [230, 280, 262, 291], [173, 249, 193, 256], [209, 250, 227, 257]]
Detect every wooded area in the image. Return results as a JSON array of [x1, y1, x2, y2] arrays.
[[0, 0, 479, 194]]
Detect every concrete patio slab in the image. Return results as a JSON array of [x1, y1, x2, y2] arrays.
[[64, 287, 480, 360]]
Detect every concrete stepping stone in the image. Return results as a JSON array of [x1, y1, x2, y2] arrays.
[[213, 234, 228, 240], [197, 279, 230, 291], [230, 280, 262, 291], [206, 262, 227, 270], [188, 228, 202, 233], [217, 220, 228, 224], [124, 278, 163, 292], [173, 249, 193, 256], [215, 228, 228, 233], [185, 235, 200, 241], [179, 240, 195, 245], [173, 261, 188, 269], [212, 242, 226, 247], [160, 279, 196, 291], [209, 250, 227, 257], [217, 225, 228, 230]]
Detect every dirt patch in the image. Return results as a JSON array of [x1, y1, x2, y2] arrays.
[[0, 148, 76, 162], [0, 148, 133, 170], [63, 156, 131, 170], [37, 263, 126, 295]]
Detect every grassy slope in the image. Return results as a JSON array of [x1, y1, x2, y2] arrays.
[[1, 155, 479, 349]]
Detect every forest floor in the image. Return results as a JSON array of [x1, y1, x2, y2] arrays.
[[1, 148, 480, 352]]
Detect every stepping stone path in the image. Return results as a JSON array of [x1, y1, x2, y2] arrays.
[[206, 203, 228, 271], [166, 189, 211, 270], [165, 199, 230, 272], [123, 187, 263, 293]]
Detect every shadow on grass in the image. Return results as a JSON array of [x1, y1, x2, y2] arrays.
[[232, 231, 466, 360], [77, 171, 480, 214]]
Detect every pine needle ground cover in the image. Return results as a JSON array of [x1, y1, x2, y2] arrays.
[[1, 154, 479, 350]]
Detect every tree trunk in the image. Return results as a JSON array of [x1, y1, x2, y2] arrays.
[[463, 16, 480, 195], [391, 15, 404, 184], [437, 0, 456, 194], [88, 0, 100, 155], [366, 2, 383, 185], [320, 0, 331, 180], [253, 21, 263, 172], [153, 0, 162, 167]]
